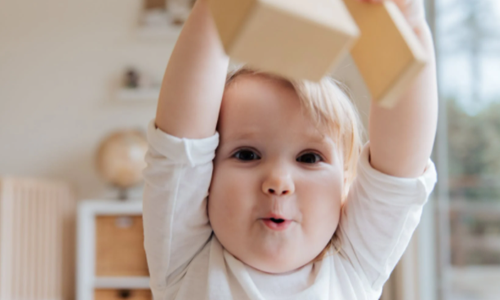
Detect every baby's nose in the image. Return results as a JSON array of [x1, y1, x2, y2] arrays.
[[267, 188, 290, 195], [262, 174, 295, 196]]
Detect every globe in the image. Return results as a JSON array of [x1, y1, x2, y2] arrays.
[[96, 130, 148, 198]]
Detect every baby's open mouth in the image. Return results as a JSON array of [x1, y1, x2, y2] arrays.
[[262, 218, 292, 231], [270, 218, 285, 224]]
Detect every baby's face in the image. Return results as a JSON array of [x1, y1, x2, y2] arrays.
[[208, 74, 344, 274]]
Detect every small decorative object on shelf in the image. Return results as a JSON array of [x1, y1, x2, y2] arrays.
[[77, 200, 150, 300], [124, 68, 140, 89], [138, 0, 195, 39], [119, 67, 161, 102], [167, 0, 195, 25], [123, 67, 156, 90]]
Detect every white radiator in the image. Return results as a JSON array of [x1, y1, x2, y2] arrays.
[[0, 177, 76, 300]]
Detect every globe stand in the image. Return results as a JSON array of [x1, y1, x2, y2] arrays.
[[118, 188, 129, 201]]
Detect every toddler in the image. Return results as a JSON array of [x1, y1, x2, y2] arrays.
[[142, 0, 438, 299]]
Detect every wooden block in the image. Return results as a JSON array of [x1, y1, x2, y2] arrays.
[[95, 215, 149, 277], [95, 289, 152, 300], [343, 0, 427, 108], [209, 0, 359, 81]]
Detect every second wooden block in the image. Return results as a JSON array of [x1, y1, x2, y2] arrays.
[[343, 0, 427, 108]]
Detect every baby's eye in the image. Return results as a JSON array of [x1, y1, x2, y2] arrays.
[[297, 153, 323, 164], [233, 149, 261, 161]]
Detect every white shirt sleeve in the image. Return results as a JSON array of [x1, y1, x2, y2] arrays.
[[336, 142, 437, 292], [142, 120, 219, 295]]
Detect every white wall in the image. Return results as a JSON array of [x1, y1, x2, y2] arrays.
[[0, 0, 370, 201], [0, 0, 175, 199]]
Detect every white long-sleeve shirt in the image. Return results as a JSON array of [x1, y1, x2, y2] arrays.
[[142, 120, 437, 300]]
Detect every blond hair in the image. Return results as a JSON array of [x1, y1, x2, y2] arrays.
[[224, 66, 364, 262]]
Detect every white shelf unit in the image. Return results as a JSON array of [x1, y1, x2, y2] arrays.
[[94, 276, 150, 289], [117, 88, 160, 102], [77, 199, 147, 300], [136, 25, 182, 40]]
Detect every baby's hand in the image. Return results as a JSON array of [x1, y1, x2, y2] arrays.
[[358, 0, 427, 28]]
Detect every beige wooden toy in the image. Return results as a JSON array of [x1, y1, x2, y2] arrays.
[[343, 0, 427, 108], [209, 0, 360, 82], [209, 0, 427, 108]]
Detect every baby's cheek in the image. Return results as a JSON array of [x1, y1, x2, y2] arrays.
[[306, 197, 341, 226], [208, 166, 256, 253], [209, 165, 252, 219], [299, 178, 342, 237], [213, 166, 246, 197], [309, 201, 341, 249]]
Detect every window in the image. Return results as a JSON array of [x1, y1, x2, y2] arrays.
[[433, 0, 500, 298]]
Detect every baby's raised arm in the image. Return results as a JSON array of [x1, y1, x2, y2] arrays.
[[155, 0, 229, 139], [143, 1, 229, 298], [337, 145, 437, 295], [335, 0, 438, 294], [368, 0, 438, 177]]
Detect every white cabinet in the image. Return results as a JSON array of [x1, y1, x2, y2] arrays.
[[77, 200, 151, 300]]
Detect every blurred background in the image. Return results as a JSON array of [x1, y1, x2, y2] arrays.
[[0, 0, 499, 299], [433, 0, 500, 299]]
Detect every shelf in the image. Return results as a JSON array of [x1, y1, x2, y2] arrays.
[[78, 200, 148, 300], [458, 235, 500, 251], [94, 276, 150, 289], [137, 25, 182, 40], [117, 88, 160, 102], [449, 266, 500, 296]]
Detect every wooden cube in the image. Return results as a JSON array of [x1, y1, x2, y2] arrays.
[[209, 0, 360, 81], [343, 0, 427, 108]]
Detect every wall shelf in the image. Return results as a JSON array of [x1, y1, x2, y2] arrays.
[[94, 276, 150, 289], [117, 88, 160, 102], [136, 25, 182, 40]]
